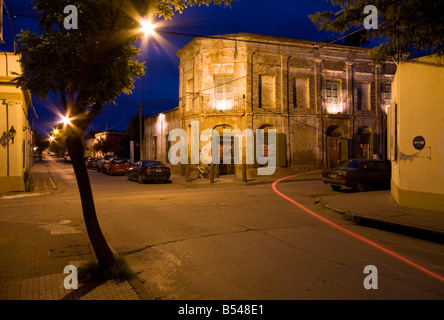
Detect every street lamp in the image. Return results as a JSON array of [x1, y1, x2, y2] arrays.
[[135, 17, 157, 162], [139, 18, 156, 37], [61, 115, 72, 126], [8, 126, 16, 144]]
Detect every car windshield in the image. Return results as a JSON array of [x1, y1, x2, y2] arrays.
[[338, 160, 360, 169], [142, 161, 166, 168]]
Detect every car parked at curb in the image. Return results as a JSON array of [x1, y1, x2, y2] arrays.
[[86, 157, 99, 169], [322, 159, 391, 192], [97, 154, 118, 173], [107, 158, 131, 175], [127, 160, 171, 184], [64, 151, 71, 163]]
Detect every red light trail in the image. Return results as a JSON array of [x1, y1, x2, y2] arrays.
[[272, 171, 444, 284]]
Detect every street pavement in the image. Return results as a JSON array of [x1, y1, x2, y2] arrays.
[[0, 159, 443, 300]]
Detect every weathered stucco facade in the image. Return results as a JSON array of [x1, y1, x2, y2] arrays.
[[389, 54, 444, 211], [0, 52, 33, 192], [144, 33, 396, 177]]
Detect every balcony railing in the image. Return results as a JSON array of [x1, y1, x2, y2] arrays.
[[211, 97, 245, 113]]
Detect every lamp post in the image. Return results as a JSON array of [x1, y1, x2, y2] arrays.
[[137, 18, 156, 162]]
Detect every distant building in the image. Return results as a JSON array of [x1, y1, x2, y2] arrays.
[[0, 52, 34, 193], [388, 54, 444, 211], [84, 130, 124, 158], [144, 33, 397, 177]]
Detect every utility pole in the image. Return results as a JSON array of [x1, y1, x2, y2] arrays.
[[139, 102, 143, 161], [0, 0, 4, 45], [130, 117, 134, 164]]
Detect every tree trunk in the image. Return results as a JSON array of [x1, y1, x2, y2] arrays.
[[66, 134, 115, 271]]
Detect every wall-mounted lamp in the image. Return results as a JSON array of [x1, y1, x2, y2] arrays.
[[8, 126, 16, 144], [0, 126, 17, 148]]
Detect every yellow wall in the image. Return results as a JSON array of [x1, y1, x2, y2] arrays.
[[390, 54, 444, 211], [0, 53, 33, 193]]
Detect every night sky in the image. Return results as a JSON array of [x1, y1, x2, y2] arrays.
[[1, 0, 340, 136]]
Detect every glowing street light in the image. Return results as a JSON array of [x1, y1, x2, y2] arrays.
[[61, 115, 72, 126], [140, 18, 156, 37], [53, 129, 60, 135], [49, 136, 55, 142]]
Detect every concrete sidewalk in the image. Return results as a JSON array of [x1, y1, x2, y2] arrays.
[[316, 189, 444, 243], [0, 223, 144, 300], [0, 161, 149, 300]]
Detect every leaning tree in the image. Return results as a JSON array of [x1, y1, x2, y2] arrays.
[[16, 0, 233, 273]]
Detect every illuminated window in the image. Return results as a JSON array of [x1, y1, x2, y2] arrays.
[[214, 75, 234, 111], [326, 80, 340, 104], [326, 80, 342, 113]]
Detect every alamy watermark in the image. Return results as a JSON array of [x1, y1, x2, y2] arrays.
[[64, 5, 78, 30], [63, 265, 78, 290], [62, 4, 379, 31], [363, 265, 378, 290], [364, 5, 378, 30], [168, 121, 277, 176]]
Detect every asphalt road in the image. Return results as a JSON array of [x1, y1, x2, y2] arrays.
[[3, 156, 444, 300]]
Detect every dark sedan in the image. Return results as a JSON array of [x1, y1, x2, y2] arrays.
[[322, 159, 391, 192], [86, 157, 99, 169], [127, 160, 171, 184]]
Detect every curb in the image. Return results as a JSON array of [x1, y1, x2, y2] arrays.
[[346, 213, 444, 244], [316, 199, 444, 244], [175, 175, 319, 188], [107, 244, 154, 301]]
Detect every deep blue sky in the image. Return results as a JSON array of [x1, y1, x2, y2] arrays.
[[1, 0, 341, 136]]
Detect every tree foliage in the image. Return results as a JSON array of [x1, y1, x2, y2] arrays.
[[310, 0, 444, 63], [93, 134, 126, 156], [16, 0, 234, 132]]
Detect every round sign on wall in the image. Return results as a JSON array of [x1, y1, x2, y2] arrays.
[[413, 136, 426, 150]]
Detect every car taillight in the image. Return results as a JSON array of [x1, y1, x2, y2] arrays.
[[339, 175, 346, 180]]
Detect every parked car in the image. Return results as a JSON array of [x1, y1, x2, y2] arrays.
[[33, 150, 42, 162], [97, 154, 118, 173], [64, 151, 71, 163], [127, 160, 171, 184], [86, 157, 99, 169], [107, 158, 130, 175], [322, 159, 391, 192]]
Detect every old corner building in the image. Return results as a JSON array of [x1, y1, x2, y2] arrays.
[[144, 33, 396, 177]]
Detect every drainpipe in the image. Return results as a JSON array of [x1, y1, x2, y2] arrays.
[[250, 52, 256, 131], [5, 101, 10, 177], [249, 51, 256, 175], [287, 56, 292, 167]]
